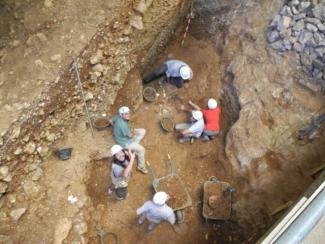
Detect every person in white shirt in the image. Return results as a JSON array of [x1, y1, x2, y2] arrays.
[[136, 191, 176, 232], [175, 110, 204, 144]]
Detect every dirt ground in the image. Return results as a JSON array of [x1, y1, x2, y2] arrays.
[[1, 1, 324, 243], [83, 34, 247, 244]]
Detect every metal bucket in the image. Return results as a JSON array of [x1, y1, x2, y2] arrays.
[[143, 86, 157, 102], [55, 148, 72, 160], [160, 117, 174, 132], [92, 117, 110, 131]]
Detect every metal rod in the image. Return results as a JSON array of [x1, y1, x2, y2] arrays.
[[167, 153, 174, 175], [73, 58, 94, 136]]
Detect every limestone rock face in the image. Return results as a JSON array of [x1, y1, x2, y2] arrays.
[[54, 218, 72, 244]]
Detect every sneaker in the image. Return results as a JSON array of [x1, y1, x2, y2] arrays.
[[147, 223, 156, 232], [137, 166, 148, 174], [108, 188, 114, 195], [202, 136, 210, 142], [178, 138, 186, 144]]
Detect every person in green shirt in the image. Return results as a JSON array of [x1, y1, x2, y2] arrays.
[[110, 106, 148, 174]]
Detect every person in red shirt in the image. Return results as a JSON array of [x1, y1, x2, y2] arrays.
[[188, 98, 221, 141]]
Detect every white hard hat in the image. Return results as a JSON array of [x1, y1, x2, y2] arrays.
[[208, 98, 217, 109], [180, 66, 192, 80], [111, 144, 123, 156], [192, 110, 203, 120], [118, 106, 130, 116], [153, 191, 168, 205]]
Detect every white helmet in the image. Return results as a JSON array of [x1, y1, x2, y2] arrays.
[[180, 66, 192, 80], [208, 98, 217, 109], [111, 144, 123, 156], [118, 106, 130, 116], [153, 191, 168, 205], [192, 110, 203, 120]]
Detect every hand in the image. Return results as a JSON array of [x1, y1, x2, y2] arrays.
[[188, 100, 193, 105], [128, 149, 136, 161], [179, 105, 186, 111]]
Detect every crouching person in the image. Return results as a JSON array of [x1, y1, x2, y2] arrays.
[[136, 192, 176, 232], [108, 145, 136, 201], [175, 110, 204, 144]]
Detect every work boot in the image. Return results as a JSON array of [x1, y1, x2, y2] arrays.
[[137, 166, 148, 174], [147, 223, 156, 232]]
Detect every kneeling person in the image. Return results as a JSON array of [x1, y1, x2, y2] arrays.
[[175, 110, 204, 143], [108, 145, 136, 201]]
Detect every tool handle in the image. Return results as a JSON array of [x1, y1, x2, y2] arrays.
[[146, 161, 156, 180], [167, 154, 174, 175]]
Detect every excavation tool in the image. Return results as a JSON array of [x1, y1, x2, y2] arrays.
[[202, 176, 235, 221], [97, 228, 118, 244], [73, 58, 94, 136], [146, 155, 192, 224]]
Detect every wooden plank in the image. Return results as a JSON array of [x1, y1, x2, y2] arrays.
[[308, 163, 325, 177], [270, 201, 293, 216]]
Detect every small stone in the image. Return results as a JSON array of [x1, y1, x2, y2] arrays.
[[0, 166, 9, 179], [90, 50, 103, 65], [0, 182, 8, 193], [300, 53, 313, 67], [24, 141, 36, 154], [51, 54, 62, 63], [280, 5, 293, 17], [312, 59, 325, 70], [92, 64, 104, 73], [306, 23, 318, 33], [134, 1, 148, 15], [44, 0, 53, 8], [36, 146, 49, 157], [292, 20, 305, 32], [317, 23, 325, 32], [283, 39, 292, 50], [129, 15, 144, 30], [14, 147, 23, 155], [266, 29, 281, 43], [36, 32, 48, 42], [300, 1, 311, 10], [9, 208, 27, 221], [291, 5, 299, 15], [314, 33, 323, 44], [46, 133, 56, 142], [73, 221, 88, 235], [312, 3, 325, 19], [293, 42, 304, 52], [299, 31, 314, 46], [270, 14, 281, 27], [278, 16, 292, 30], [31, 167, 43, 181], [123, 26, 132, 36], [270, 40, 286, 51], [7, 194, 16, 204], [293, 13, 306, 21], [22, 180, 41, 197], [84, 92, 94, 101], [11, 40, 21, 47]]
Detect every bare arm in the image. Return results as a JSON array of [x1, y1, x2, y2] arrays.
[[188, 100, 201, 110], [121, 149, 135, 178]]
